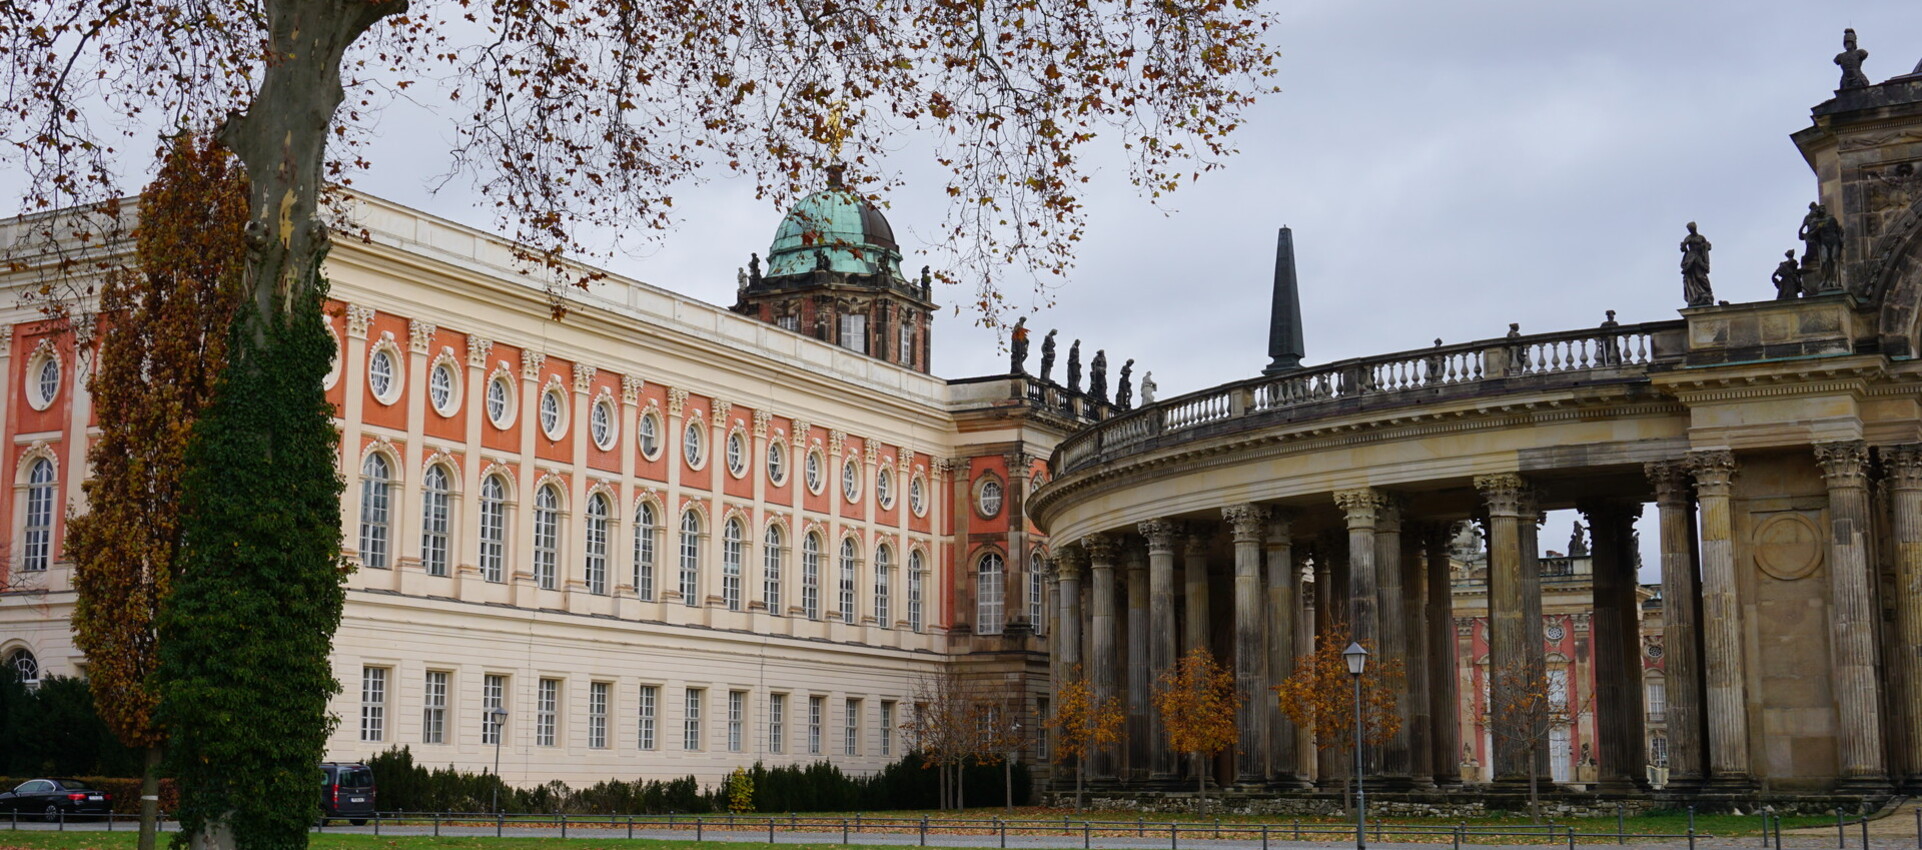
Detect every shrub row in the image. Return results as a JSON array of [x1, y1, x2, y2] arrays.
[[363, 746, 1031, 813]]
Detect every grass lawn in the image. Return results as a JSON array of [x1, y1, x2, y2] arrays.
[[0, 836, 900, 850]]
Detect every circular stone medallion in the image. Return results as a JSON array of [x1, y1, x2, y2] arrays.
[[1753, 513, 1824, 581]]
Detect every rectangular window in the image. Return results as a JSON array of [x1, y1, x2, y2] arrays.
[[684, 688, 705, 751], [898, 325, 913, 365], [1646, 679, 1667, 718], [874, 564, 891, 628], [879, 701, 895, 757], [422, 488, 450, 577], [483, 674, 507, 745], [1547, 669, 1569, 711], [844, 698, 861, 756], [537, 678, 559, 747], [908, 569, 923, 633], [777, 315, 799, 333], [840, 314, 866, 353], [589, 681, 610, 749], [808, 696, 824, 755], [1029, 559, 1044, 632], [360, 667, 387, 742], [1036, 697, 1050, 760], [479, 489, 506, 583], [422, 671, 448, 744], [728, 690, 745, 753], [769, 693, 787, 754], [639, 685, 658, 750]]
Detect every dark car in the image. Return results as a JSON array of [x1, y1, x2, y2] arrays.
[[0, 778, 113, 822], [318, 763, 376, 826]]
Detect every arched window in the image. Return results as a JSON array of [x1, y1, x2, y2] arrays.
[[908, 549, 926, 633], [533, 485, 561, 590], [874, 545, 893, 628], [420, 465, 452, 577], [478, 475, 507, 583], [722, 518, 744, 611], [633, 502, 659, 600], [584, 493, 610, 595], [6, 649, 37, 686], [801, 533, 822, 620], [679, 510, 701, 606], [763, 525, 784, 613], [838, 538, 859, 623], [976, 552, 1006, 635], [1029, 549, 1045, 633], [21, 458, 55, 572], [358, 454, 392, 569]]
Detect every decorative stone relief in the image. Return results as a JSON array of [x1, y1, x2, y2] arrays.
[[712, 400, 732, 427], [829, 429, 846, 457], [621, 375, 643, 405], [793, 419, 812, 445], [466, 336, 493, 367], [572, 363, 597, 394], [666, 387, 688, 417], [520, 351, 546, 381], [752, 409, 770, 439], [407, 320, 436, 354], [1753, 513, 1824, 581], [346, 304, 376, 339], [863, 439, 878, 465]]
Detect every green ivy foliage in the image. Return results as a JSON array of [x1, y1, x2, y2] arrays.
[[157, 279, 346, 850]]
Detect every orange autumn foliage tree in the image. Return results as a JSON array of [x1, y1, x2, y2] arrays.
[[1152, 648, 1241, 810], [65, 135, 248, 850], [1049, 666, 1124, 811], [1272, 628, 1403, 760]]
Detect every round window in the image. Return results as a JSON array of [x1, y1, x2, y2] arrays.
[[429, 362, 457, 414], [638, 412, 661, 458], [910, 475, 927, 516], [368, 349, 397, 402], [683, 419, 705, 467], [842, 459, 862, 502], [486, 375, 513, 427], [590, 399, 615, 449], [805, 449, 824, 494], [539, 387, 565, 438], [1545, 622, 1566, 642], [726, 431, 747, 476], [1647, 643, 1664, 659], [877, 468, 895, 509], [977, 478, 1003, 517], [767, 442, 788, 485], [31, 354, 61, 409]]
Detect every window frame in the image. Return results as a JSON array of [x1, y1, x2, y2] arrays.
[[584, 493, 610, 595], [359, 666, 388, 742], [428, 360, 459, 416], [976, 551, 1006, 636], [367, 347, 400, 405], [763, 525, 784, 613], [486, 374, 514, 428], [21, 458, 55, 572], [479, 475, 508, 583], [722, 517, 745, 611], [358, 454, 394, 569], [634, 502, 659, 600], [538, 385, 567, 439], [588, 681, 610, 749], [679, 510, 702, 605], [421, 464, 452, 577], [683, 687, 705, 751], [532, 484, 562, 590], [590, 397, 617, 450], [536, 678, 560, 747], [422, 670, 449, 744]]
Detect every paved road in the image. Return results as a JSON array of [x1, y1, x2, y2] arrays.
[[0, 818, 1896, 850]]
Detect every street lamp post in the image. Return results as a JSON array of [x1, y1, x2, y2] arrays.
[[1343, 642, 1370, 850], [489, 706, 509, 814]]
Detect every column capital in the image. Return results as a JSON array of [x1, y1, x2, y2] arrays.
[[1266, 507, 1298, 542], [621, 374, 645, 405], [1686, 449, 1736, 496], [1644, 459, 1694, 506], [666, 386, 689, 417], [1474, 473, 1528, 516], [1054, 545, 1088, 578], [1578, 497, 1644, 524], [1138, 518, 1183, 552], [1884, 443, 1922, 490], [1083, 532, 1120, 564], [1335, 487, 1386, 527], [1183, 527, 1213, 555], [345, 304, 375, 339], [1223, 503, 1269, 543], [408, 319, 437, 354], [521, 350, 547, 381], [1814, 440, 1871, 489], [572, 363, 598, 394]]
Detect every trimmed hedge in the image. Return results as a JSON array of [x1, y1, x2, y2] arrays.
[[363, 746, 1032, 813]]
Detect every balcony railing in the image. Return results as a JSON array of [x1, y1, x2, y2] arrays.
[[1053, 320, 1685, 475]]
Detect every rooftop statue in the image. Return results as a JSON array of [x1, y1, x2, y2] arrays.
[[1681, 222, 1714, 307], [1773, 250, 1804, 300], [1088, 350, 1109, 403], [1140, 371, 1157, 404], [1039, 330, 1058, 383], [1009, 318, 1030, 375], [1837, 29, 1871, 90], [749, 253, 763, 286], [1116, 359, 1135, 409], [1067, 340, 1083, 393], [737, 267, 749, 292], [1598, 310, 1622, 365], [1799, 202, 1844, 294], [1568, 521, 1588, 558]]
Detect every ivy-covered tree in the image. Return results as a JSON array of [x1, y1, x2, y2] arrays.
[[5, 0, 1280, 847], [66, 135, 248, 850]]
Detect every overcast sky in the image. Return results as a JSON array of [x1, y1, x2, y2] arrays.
[[13, 1, 1922, 569]]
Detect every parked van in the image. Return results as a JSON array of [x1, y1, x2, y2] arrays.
[[318, 763, 375, 826]]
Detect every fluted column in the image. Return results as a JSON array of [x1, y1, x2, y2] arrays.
[[1687, 449, 1749, 786], [1224, 504, 1269, 785], [1266, 512, 1308, 787], [1887, 446, 1922, 792], [1139, 519, 1181, 780], [1314, 535, 1349, 787], [1183, 529, 1213, 657], [1401, 524, 1433, 787], [1335, 489, 1384, 646], [1423, 525, 1462, 786], [1475, 473, 1531, 783], [1582, 499, 1646, 792], [1374, 496, 1413, 785], [1646, 460, 1704, 788], [1517, 489, 1551, 781], [1815, 441, 1890, 790], [1085, 533, 1121, 781], [1055, 546, 1086, 675], [1125, 545, 1151, 781]]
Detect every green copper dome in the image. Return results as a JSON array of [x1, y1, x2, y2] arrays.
[[765, 185, 904, 280]]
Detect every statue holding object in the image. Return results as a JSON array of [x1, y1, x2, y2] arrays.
[[1088, 350, 1108, 403], [1798, 203, 1844, 294], [1772, 250, 1804, 300], [1116, 359, 1135, 409], [1067, 340, 1083, 393], [1009, 318, 1030, 375], [1681, 222, 1714, 307], [1039, 330, 1058, 383]]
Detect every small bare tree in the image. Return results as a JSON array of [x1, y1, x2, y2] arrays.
[[904, 669, 989, 810], [1479, 658, 1593, 822]]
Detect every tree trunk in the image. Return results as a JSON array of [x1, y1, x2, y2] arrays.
[[138, 747, 160, 850], [1075, 757, 1085, 812], [1195, 753, 1206, 814], [1528, 745, 1541, 823], [957, 762, 965, 810]]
